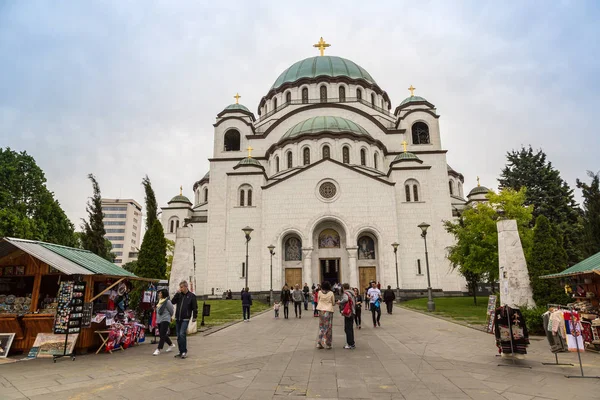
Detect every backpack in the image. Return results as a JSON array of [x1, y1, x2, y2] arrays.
[[341, 291, 353, 317]]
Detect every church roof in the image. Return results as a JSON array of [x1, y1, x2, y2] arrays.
[[393, 152, 421, 162], [399, 95, 428, 106], [236, 157, 263, 168], [271, 56, 377, 90], [223, 103, 250, 113], [468, 186, 490, 197], [280, 116, 371, 143], [168, 195, 192, 205]]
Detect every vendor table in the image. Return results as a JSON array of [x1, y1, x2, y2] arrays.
[[94, 330, 123, 354]]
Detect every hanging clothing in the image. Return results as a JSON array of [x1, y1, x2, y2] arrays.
[[563, 310, 585, 352], [494, 306, 530, 355], [542, 311, 568, 353]]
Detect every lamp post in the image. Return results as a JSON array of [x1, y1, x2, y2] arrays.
[[242, 226, 253, 289], [418, 222, 435, 312], [391, 242, 400, 303], [268, 245, 275, 306]]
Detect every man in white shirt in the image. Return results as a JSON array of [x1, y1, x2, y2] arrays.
[[367, 281, 382, 328]]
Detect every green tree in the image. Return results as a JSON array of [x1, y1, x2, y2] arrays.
[[498, 146, 582, 264], [80, 174, 112, 260], [528, 215, 570, 306], [165, 238, 175, 279], [142, 175, 158, 229], [576, 171, 600, 258], [0, 147, 75, 245], [445, 188, 533, 303], [122, 260, 138, 273], [136, 176, 167, 279]]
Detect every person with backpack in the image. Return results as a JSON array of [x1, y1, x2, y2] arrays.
[[338, 283, 356, 349], [353, 287, 362, 330], [280, 285, 292, 319], [292, 284, 305, 318], [241, 287, 252, 322], [383, 285, 396, 314]]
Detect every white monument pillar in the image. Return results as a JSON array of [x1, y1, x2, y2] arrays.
[[497, 219, 536, 308], [169, 227, 195, 297]]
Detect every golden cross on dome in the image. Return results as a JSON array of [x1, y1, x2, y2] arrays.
[[401, 140, 408, 152], [313, 37, 331, 56], [408, 85, 416, 97], [179, 185, 183, 195], [247, 146, 253, 158], [477, 176, 480, 187], [234, 93, 241, 104]]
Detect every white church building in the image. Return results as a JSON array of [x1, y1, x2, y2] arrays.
[[161, 39, 488, 297]]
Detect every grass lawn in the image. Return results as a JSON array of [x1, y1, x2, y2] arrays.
[[401, 296, 489, 326], [196, 299, 271, 328]]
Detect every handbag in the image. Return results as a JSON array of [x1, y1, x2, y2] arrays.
[[374, 299, 381, 309], [341, 292, 353, 317]]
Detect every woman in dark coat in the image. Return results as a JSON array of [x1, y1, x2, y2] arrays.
[[280, 285, 292, 319], [241, 287, 252, 322]]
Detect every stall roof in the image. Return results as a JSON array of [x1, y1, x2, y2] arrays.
[[0, 237, 136, 278], [541, 251, 600, 279]]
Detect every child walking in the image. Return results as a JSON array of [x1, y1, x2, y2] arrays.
[[274, 301, 281, 318]]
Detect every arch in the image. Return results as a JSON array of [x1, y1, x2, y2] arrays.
[[239, 184, 253, 207], [357, 235, 376, 260], [322, 144, 331, 159], [224, 129, 241, 151], [301, 87, 308, 104], [239, 189, 245, 206], [338, 86, 346, 102], [373, 152, 379, 170], [287, 151, 293, 169], [303, 147, 310, 165], [203, 187, 208, 202], [284, 235, 302, 261], [306, 214, 352, 248], [356, 88, 362, 100], [360, 148, 367, 166], [273, 97, 278, 110], [168, 217, 180, 233], [371, 92, 375, 105], [285, 91, 291, 103], [320, 85, 327, 103], [275, 155, 280, 173], [404, 179, 421, 202], [247, 189, 253, 206], [342, 146, 350, 164], [412, 121, 430, 145], [318, 228, 341, 248], [449, 180, 454, 196]]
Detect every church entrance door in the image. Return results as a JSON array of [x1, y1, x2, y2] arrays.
[[285, 268, 302, 288], [320, 259, 340, 286], [359, 266, 376, 292]]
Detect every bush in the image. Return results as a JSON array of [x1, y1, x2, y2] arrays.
[[520, 306, 546, 336]]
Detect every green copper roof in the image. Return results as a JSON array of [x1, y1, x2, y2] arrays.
[[224, 103, 250, 113], [393, 152, 421, 162], [399, 95, 428, 106], [468, 186, 490, 196], [237, 157, 263, 167], [280, 116, 371, 142], [542, 251, 600, 279], [271, 56, 376, 90], [169, 194, 192, 204]]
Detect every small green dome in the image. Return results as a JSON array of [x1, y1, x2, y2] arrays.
[[468, 186, 490, 196], [399, 95, 428, 106], [280, 116, 371, 143], [236, 157, 263, 168], [224, 103, 250, 113], [271, 56, 376, 90], [169, 195, 192, 204], [393, 152, 421, 162]]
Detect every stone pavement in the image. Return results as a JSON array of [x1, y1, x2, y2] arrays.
[[1, 306, 600, 400]]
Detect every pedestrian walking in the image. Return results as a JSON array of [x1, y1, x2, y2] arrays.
[[338, 283, 356, 349], [281, 285, 292, 319], [353, 287, 362, 329], [367, 281, 382, 328], [241, 287, 252, 322], [171, 280, 198, 359], [316, 281, 335, 349], [303, 283, 310, 311], [153, 289, 176, 355], [383, 285, 396, 314], [274, 301, 281, 318], [364, 286, 370, 311], [313, 286, 320, 317], [292, 284, 305, 318]]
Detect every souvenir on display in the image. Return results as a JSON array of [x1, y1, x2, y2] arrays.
[[15, 266, 25, 275], [4, 266, 14, 276]]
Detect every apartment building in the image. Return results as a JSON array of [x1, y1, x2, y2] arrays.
[[101, 198, 143, 265]]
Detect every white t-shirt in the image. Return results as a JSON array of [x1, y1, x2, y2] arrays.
[[367, 287, 381, 303]]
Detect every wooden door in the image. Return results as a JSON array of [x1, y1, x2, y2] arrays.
[[359, 267, 376, 292], [285, 268, 302, 288]]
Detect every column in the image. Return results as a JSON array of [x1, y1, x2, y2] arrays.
[[302, 247, 313, 287], [347, 246, 358, 288]]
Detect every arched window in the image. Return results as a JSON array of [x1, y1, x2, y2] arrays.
[[356, 88, 362, 100], [413, 185, 419, 202], [176, 220, 180, 230], [342, 146, 350, 164], [224, 129, 240, 151], [170, 220, 174, 233], [339, 86, 346, 102], [273, 97, 278, 110], [373, 153, 379, 170], [357, 236, 376, 260], [285, 92, 291, 103], [169, 218, 179, 233], [284, 236, 302, 261], [412, 122, 430, 145], [405, 185, 411, 202], [405, 179, 421, 202], [449, 180, 454, 196], [322, 145, 330, 159], [301, 88, 308, 104], [287, 152, 293, 168], [360, 149, 366, 166], [247, 189, 253, 206], [371, 93, 375, 106], [303, 147, 310, 165], [275, 156, 280, 173], [320, 86, 327, 103], [203, 187, 208, 202], [240, 190, 245, 206]]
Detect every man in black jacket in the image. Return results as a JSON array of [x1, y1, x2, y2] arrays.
[[171, 280, 198, 359], [303, 283, 310, 311], [383, 285, 396, 314]]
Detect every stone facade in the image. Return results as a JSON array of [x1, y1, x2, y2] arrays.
[[162, 53, 479, 296]]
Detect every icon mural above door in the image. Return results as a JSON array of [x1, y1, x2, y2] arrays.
[[358, 236, 375, 259], [284, 237, 302, 261], [318, 229, 340, 248]]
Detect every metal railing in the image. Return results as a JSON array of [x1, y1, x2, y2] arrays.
[[258, 97, 392, 122]]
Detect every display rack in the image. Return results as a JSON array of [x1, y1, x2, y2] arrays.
[[53, 280, 86, 362], [497, 305, 531, 369]]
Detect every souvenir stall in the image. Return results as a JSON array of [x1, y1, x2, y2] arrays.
[[0, 237, 153, 355]]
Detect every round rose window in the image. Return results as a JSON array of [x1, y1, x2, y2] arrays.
[[319, 182, 337, 199]]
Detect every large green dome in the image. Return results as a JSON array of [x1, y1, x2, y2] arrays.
[[280, 116, 371, 142], [224, 103, 250, 113], [271, 56, 376, 90], [399, 95, 428, 106]]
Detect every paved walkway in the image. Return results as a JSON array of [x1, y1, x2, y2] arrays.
[[1, 306, 600, 399]]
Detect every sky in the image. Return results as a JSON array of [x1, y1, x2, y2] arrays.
[[1, 0, 599, 228]]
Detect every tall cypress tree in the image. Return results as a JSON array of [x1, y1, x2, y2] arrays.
[[576, 171, 600, 258], [81, 174, 112, 260], [499, 146, 582, 264], [136, 176, 166, 279], [142, 175, 157, 229]]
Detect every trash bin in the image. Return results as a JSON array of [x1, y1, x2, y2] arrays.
[[202, 303, 211, 317]]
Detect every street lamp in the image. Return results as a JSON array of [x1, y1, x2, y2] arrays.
[[391, 242, 400, 303], [242, 226, 253, 289], [268, 245, 275, 306], [418, 222, 435, 312]]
